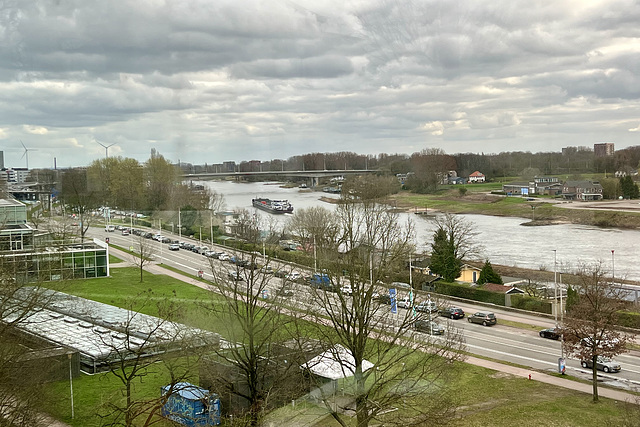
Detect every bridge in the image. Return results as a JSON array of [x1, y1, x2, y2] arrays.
[[182, 169, 376, 187]]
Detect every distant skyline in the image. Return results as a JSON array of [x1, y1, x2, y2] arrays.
[[1, 0, 639, 169]]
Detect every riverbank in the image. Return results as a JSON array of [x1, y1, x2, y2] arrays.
[[389, 190, 640, 229]]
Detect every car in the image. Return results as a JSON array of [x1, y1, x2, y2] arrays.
[[339, 285, 353, 296], [161, 237, 172, 243], [192, 246, 201, 253], [467, 312, 497, 326], [260, 266, 274, 274], [375, 294, 392, 305], [168, 243, 180, 251], [143, 232, 153, 239], [274, 269, 289, 278], [121, 229, 130, 236], [439, 307, 465, 319], [204, 250, 216, 257], [415, 301, 438, 313], [581, 357, 621, 373], [414, 320, 445, 335], [391, 281, 411, 290], [218, 253, 231, 261], [397, 297, 412, 309], [539, 328, 561, 340], [227, 271, 243, 281], [275, 287, 294, 297], [287, 271, 302, 281], [199, 246, 209, 254]]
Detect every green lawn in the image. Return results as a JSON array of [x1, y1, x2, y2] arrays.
[[41, 268, 639, 427]]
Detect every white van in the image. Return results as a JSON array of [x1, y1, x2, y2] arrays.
[[105, 225, 115, 232]]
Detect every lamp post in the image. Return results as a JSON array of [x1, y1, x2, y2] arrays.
[[68, 353, 74, 419], [611, 249, 615, 285], [530, 204, 538, 221], [553, 250, 558, 327]]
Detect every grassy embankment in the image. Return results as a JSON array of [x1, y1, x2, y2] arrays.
[[392, 183, 640, 229], [40, 266, 637, 427]]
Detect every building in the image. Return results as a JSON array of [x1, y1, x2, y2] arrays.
[[0, 198, 109, 282], [562, 180, 604, 201], [594, 142, 615, 157], [468, 171, 486, 183], [3, 168, 30, 183]]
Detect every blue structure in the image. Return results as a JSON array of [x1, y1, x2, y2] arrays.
[[161, 382, 221, 426]]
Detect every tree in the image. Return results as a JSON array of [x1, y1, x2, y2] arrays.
[[619, 175, 639, 199], [0, 262, 56, 426], [145, 150, 179, 211], [561, 263, 632, 403], [130, 234, 155, 283], [200, 226, 304, 427], [477, 260, 503, 285], [286, 206, 340, 252], [97, 292, 211, 427], [429, 213, 479, 282], [59, 168, 100, 241], [303, 177, 465, 427]]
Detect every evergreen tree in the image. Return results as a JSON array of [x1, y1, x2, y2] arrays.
[[429, 227, 461, 282], [477, 260, 503, 285]]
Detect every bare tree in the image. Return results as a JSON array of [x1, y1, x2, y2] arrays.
[[561, 262, 632, 403], [59, 168, 100, 242], [286, 206, 340, 251], [200, 233, 304, 427], [130, 234, 155, 283], [97, 292, 212, 427], [303, 177, 466, 427], [0, 263, 56, 426]]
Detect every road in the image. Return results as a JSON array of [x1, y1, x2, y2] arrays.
[[94, 226, 640, 393]]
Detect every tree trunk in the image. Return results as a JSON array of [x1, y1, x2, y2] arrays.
[[354, 367, 368, 427], [591, 355, 599, 403]]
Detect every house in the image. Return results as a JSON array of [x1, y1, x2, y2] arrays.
[[468, 171, 486, 183], [502, 182, 532, 196], [456, 264, 482, 283], [562, 180, 603, 201], [481, 283, 525, 294]]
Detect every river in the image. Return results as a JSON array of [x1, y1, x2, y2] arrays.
[[200, 180, 640, 282]]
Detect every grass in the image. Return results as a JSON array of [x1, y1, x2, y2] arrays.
[[41, 268, 639, 427]]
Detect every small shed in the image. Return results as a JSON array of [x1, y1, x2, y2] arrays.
[[161, 382, 221, 426]]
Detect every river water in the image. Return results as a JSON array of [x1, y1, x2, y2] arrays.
[[201, 180, 640, 281]]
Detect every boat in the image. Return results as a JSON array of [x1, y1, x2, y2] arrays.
[[252, 198, 294, 214]]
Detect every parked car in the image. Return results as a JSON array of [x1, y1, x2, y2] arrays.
[[121, 229, 130, 236], [415, 301, 438, 313], [260, 266, 274, 274], [391, 281, 411, 290], [161, 237, 172, 243], [339, 285, 353, 296], [397, 297, 412, 309], [467, 312, 497, 326], [218, 253, 231, 261], [287, 271, 302, 281], [439, 307, 465, 319], [227, 271, 243, 281], [539, 328, 561, 340], [581, 357, 621, 373], [168, 243, 180, 251], [414, 320, 445, 335], [274, 269, 289, 278], [374, 294, 392, 305], [275, 287, 294, 297]]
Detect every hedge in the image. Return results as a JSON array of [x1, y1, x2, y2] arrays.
[[433, 282, 505, 306], [510, 294, 552, 314]]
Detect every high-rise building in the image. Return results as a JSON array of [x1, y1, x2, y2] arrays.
[[594, 142, 615, 157], [0, 151, 4, 169]]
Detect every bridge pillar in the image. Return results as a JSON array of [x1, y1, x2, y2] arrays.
[[311, 177, 318, 187]]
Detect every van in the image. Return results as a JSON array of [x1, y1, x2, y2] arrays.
[[105, 225, 115, 232]]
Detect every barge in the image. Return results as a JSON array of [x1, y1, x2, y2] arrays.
[[252, 198, 294, 214]]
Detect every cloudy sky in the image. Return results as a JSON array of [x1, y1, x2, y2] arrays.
[[1, 0, 639, 169]]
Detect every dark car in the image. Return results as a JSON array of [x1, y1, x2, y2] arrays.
[[161, 237, 171, 243], [375, 294, 392, 305], [414, 320, 445, 335], [467, 312, 497, 326], [581, 357, 621, 373], [439, 307, 465, 319], [539, 328, 561, 340]]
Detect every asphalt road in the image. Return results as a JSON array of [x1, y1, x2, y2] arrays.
[[92, 226, 640, 392]]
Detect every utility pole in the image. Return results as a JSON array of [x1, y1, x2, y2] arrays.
[[553, 249, 558, 327]]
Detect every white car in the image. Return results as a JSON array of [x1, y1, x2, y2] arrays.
[[286, 271, 302, 281], [340, 285, 353, 296], [218, 253, 231, 261], [227, 271, 243, 281], [397, 297, 412, 309]]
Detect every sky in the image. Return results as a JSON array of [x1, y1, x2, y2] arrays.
[[1, 0, 640, 169]]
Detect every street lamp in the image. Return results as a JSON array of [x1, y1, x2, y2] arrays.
[[530, 204, 538, 221], [553, 249, 558, 327], [611, 249, 615, 285]]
